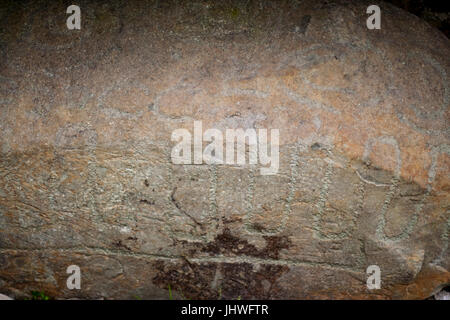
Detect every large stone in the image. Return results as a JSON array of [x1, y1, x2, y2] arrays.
[[0, 0, 448, 299]]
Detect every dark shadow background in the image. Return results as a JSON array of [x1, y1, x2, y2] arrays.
[[385, 0, 449, 37]]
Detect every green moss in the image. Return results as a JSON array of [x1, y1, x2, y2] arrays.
[[230, 7, 240, 19], [168, 284, 173, 300], [25, 291, 50, 300]]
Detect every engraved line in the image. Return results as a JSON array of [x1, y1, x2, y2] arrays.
[[0, 248, 363, 273]]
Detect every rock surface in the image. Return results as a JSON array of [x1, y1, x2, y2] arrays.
[[434, 287, 450, 300], [0, 293, 13, 300], [0, 0, 448, 299]]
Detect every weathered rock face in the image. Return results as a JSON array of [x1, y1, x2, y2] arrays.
[[0, 0, 448, 299]]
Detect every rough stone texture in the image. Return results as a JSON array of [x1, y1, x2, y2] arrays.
[[0, 293, 13, 300], [434, 287, 450, 300], [0, 0, 448, 299]]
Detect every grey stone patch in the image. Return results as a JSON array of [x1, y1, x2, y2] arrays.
[[0, 293, 13, 300], [434, 288, 450, 300]]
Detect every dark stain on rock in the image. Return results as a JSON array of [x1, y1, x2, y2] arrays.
[[202, 227, 291, 260], [249, 222, 266, 233], [152, 260, 217, 299], [311, 142, 322, 150], [151, 226, 292, 299], [203, 227, 258, 256], [152, 260, 289, 299], [298, 15, 311, 34], [219, 263, 289, 299], [112, 239, 131, 251], [139, 199, 155, 205]]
